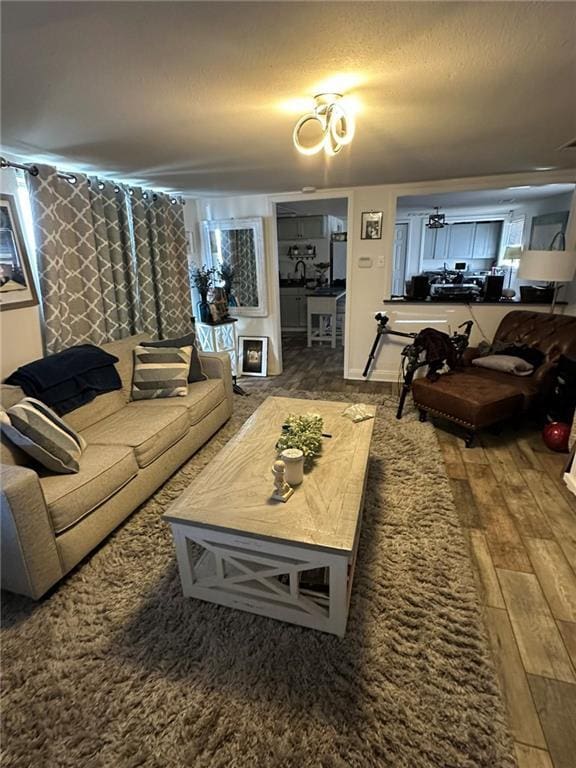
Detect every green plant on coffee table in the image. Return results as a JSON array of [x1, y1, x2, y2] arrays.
[[277, 413, 324, 466]]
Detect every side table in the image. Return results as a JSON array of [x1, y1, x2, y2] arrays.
[[196, 319, 246, 395]]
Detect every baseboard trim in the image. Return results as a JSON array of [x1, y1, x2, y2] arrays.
[[346, 368, 399, 383]]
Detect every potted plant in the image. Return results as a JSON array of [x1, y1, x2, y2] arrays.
[[276, 413, 324, 467], [314, 262, 331, 287], [191, 265, 214, 323]]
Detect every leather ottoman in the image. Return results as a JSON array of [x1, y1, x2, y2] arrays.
[[411, 372, 524, 447]]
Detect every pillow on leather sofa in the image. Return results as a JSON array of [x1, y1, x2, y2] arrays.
[[477, 340, 545, 369], [472, 355, 534, 377]]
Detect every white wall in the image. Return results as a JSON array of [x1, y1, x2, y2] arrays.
[[0, 169, 44, 381]]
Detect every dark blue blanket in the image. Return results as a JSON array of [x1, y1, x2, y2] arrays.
[[6, 344, 122, 415]]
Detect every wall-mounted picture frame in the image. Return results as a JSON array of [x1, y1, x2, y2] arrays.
[[0, 193, 39, 312], [239, 336, 268, 377], [360, 211, 383, 240]]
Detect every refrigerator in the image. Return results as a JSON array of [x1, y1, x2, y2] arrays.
[[330, 237, 347, 282]]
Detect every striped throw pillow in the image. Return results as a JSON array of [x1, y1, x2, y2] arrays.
[[0, 397, 87, 474], [131, 345, 192, 401], [141, 332, 207, 383]]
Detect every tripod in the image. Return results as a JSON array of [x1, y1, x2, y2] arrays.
[[363, 313, 473, 419]]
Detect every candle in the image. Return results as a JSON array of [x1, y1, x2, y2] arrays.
[[280, 448, 304, 486]]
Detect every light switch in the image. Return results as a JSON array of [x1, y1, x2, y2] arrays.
[[358, 257, 372, 268]]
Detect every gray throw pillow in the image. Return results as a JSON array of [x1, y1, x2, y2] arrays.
[[132, 345, 193, 400], [472, 354, 534, 377], [141, 332, 206, 383], [0, 397, 87, 474]]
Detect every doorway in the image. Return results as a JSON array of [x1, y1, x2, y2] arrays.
[[274, 197, 348, 374]]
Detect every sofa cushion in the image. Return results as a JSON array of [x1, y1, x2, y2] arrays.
[[462, 367, 540, 408], [81, 405, 189, 468], [39, 445, 138, 534], [412, 372, 524, 429], [126, 379, 226, 426]]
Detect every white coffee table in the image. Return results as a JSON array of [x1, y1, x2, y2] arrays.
[[164, 396, 375, 636]]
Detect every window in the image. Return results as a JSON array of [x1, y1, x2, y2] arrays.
[[14, 170, 38, 279]]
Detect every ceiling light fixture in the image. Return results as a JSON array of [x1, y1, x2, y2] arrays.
[[293, 93, 355, 156], [426, 206, 446, 229]]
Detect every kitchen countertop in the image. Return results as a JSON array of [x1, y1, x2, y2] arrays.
[[386, 298, 566, 305], [280, 282, 346, 298]]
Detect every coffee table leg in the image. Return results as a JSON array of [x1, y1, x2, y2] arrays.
[[169, 523, 354, 637], [327, 556, 350, 637]]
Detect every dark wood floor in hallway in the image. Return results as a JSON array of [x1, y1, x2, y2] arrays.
[[240, 333, 576, 768]]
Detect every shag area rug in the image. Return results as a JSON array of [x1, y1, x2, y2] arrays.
[[1, 389, 515, 768]]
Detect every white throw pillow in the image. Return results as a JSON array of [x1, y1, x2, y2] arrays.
[[472, 355, 534, 377]]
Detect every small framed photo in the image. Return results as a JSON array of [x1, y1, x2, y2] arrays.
[[239, 336, 268, 377], [0, 193, 39, 311], [360, 211, 383, 240]]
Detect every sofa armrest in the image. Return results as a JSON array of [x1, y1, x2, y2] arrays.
[[1, 465, 63, 599], [199, 351, 234, 404]]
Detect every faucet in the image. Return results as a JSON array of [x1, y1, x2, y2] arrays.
[[294, 259, 306, 282]]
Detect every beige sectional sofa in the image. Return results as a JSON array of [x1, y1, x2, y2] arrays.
[[0, 333, 234, 599]]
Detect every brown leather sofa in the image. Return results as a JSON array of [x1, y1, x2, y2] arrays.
[[411, 310, 576, 446]]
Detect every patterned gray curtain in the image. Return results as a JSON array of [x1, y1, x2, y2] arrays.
[[27, 165, 191, 352], [88, 179, 139, 340], [130, 189, 192, 339], [27, 165, 109, 352]]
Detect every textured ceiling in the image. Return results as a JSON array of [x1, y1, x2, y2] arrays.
[[397, 183, 575, 209], [1, 1, 575, 196]]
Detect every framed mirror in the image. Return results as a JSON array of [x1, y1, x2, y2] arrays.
[[202, 217, 267, 317]]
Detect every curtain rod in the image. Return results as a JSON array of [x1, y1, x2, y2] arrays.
[[0, 156, 182, 203], [1, 155, 76, 182]]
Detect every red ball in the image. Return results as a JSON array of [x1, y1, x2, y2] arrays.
[[542, 422, 571, 453]]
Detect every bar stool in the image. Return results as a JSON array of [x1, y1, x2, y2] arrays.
[[307, 296, 337, 348]]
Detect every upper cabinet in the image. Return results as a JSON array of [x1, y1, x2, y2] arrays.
[[422, 226, 449, 261], [277, 215, 327, 240], [448, 222, 476, 261], [472, 221, 502, 260], [422, 220, 502, 262]]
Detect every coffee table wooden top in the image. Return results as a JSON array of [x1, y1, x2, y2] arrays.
[[164, 396, 375, 554]]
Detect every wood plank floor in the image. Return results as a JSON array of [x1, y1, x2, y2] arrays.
[[241, 333, 576, 768]]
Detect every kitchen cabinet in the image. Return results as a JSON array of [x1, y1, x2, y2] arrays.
[[472, 221, 502, 260], [423, 226, 449, 261], [277, 217, 300, 241], [422, 220, 502, 263], [277, 215, 326, 240], [280, 287, 307, 329], [447, 222, 476, 262]]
